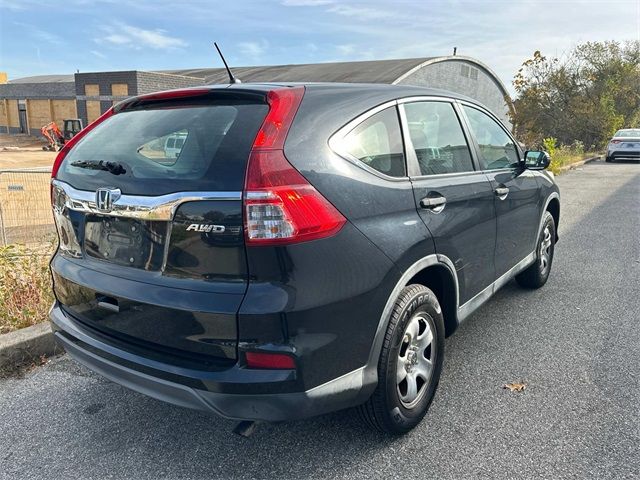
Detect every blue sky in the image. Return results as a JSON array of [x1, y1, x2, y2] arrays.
[[1, 0, 639, 94]]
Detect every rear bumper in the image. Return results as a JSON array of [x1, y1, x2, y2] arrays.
[[608, 149, 640, 160], [50, 303, 373, 421]]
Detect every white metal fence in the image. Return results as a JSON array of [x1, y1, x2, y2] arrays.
[[0, 169, 55, 246]]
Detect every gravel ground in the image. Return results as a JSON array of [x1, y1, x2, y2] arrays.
[[1, 159, 638, 479], [0, 133, 55, 169]]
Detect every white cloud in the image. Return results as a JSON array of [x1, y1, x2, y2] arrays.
[[120, 24, 187, 49], [90, 50, 107, 59], [336, 44, 356, 56], [327, 4, 406, 22], [281, 0, 334, 6], [96, 23, 187, 50], [103, 33, 130, 45], [238, 40, 269, 58], [13, 21, 65, 45], [0, 0, 27, 10]]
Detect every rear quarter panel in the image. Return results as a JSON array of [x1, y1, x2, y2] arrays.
[[284, 86, 436, 272]]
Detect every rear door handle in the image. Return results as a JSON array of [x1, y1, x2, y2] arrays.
[[420, 195, 447, 213], [494, 187, 509, 199]]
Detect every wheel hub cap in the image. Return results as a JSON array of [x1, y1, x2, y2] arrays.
[[539, 225, 552, 274], [396, 314, 436, 408], [406, 349, 418, 371]]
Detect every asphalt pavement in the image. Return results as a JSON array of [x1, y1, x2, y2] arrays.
[[1, 159, 638, 479]]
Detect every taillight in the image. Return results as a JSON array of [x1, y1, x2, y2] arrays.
[[245, 150, 346, 244], [243, 87, 345, 246], [51, 107, 114, 179], [245, 351, 296, 369]]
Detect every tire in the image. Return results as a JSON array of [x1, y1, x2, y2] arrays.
[[605, 156, 612, 163], [358, 284, 445, 434], [516, 211, 555, 289]]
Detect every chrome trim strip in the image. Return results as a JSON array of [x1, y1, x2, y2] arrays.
[[455, 99, 515, 136], [457, 251, 536, 323], [51, 179, 242, 221], [395, 95, 457, 105], [331, 99, 399, 139], [328, 99, 411, 182]]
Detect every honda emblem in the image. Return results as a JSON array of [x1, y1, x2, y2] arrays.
[[95, 187, 121, 212]]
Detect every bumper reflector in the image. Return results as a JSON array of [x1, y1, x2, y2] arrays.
[[245, 351, 296, 370]]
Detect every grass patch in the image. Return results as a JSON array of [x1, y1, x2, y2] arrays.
[[0, 242, 55, 335], [548, 149, 599, 175], [542, 137, 599, 175]]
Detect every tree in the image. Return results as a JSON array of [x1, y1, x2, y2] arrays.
[[512, 41, 640, 149]]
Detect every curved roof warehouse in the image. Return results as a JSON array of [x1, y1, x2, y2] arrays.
[[0, 55, 513, 136]]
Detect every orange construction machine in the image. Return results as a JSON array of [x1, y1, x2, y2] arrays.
[[41, 119, 83, 151]]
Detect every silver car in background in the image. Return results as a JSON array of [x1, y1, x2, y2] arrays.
[[606, 128, 640, 162]]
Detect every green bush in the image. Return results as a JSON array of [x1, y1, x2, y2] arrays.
[[542, 137, 558, 157], [512, 41, 640, 149], [0, 243, 55, 334]]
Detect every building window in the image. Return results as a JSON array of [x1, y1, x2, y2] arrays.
[[84, 84, 99, 97], [460, 65, 479, 80]]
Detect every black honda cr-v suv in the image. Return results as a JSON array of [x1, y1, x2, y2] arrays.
[[49, 83, 559, 434]]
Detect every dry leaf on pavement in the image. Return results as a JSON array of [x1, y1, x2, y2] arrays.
[[503, 382, 527, 392]]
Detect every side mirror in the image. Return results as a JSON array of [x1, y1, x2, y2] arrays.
[[523, 150, 551, 170]]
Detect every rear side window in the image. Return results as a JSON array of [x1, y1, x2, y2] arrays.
[[404, 101, 474, 175], [343, 107, 406, 177], [57, 99, 269, 195], [462, 106, 519, 170]]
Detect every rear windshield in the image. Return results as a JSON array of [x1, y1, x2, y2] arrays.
[[614, 129, 640, 138], [57, 97, 268, 195]]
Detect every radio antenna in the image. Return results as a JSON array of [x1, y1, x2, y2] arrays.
[[214, 42, 241, 84]]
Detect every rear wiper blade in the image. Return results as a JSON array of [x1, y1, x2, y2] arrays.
[[70, 160, 127, 175]]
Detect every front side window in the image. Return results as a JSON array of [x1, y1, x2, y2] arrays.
[[463, 106, 519, 170], [342, 107, 406, 177], [404, 101, 474, 175]]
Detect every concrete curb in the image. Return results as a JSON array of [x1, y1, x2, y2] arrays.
[[0, 322, 60, 372], [558, 155, 601, 173]]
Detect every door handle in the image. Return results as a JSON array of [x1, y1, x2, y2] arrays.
[[494, 187, 509, 199], [420, 195, 447, 213]]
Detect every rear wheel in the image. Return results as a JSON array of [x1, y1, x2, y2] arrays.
[[516, 211, 555, 289], [358, 284, 444, 434]]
